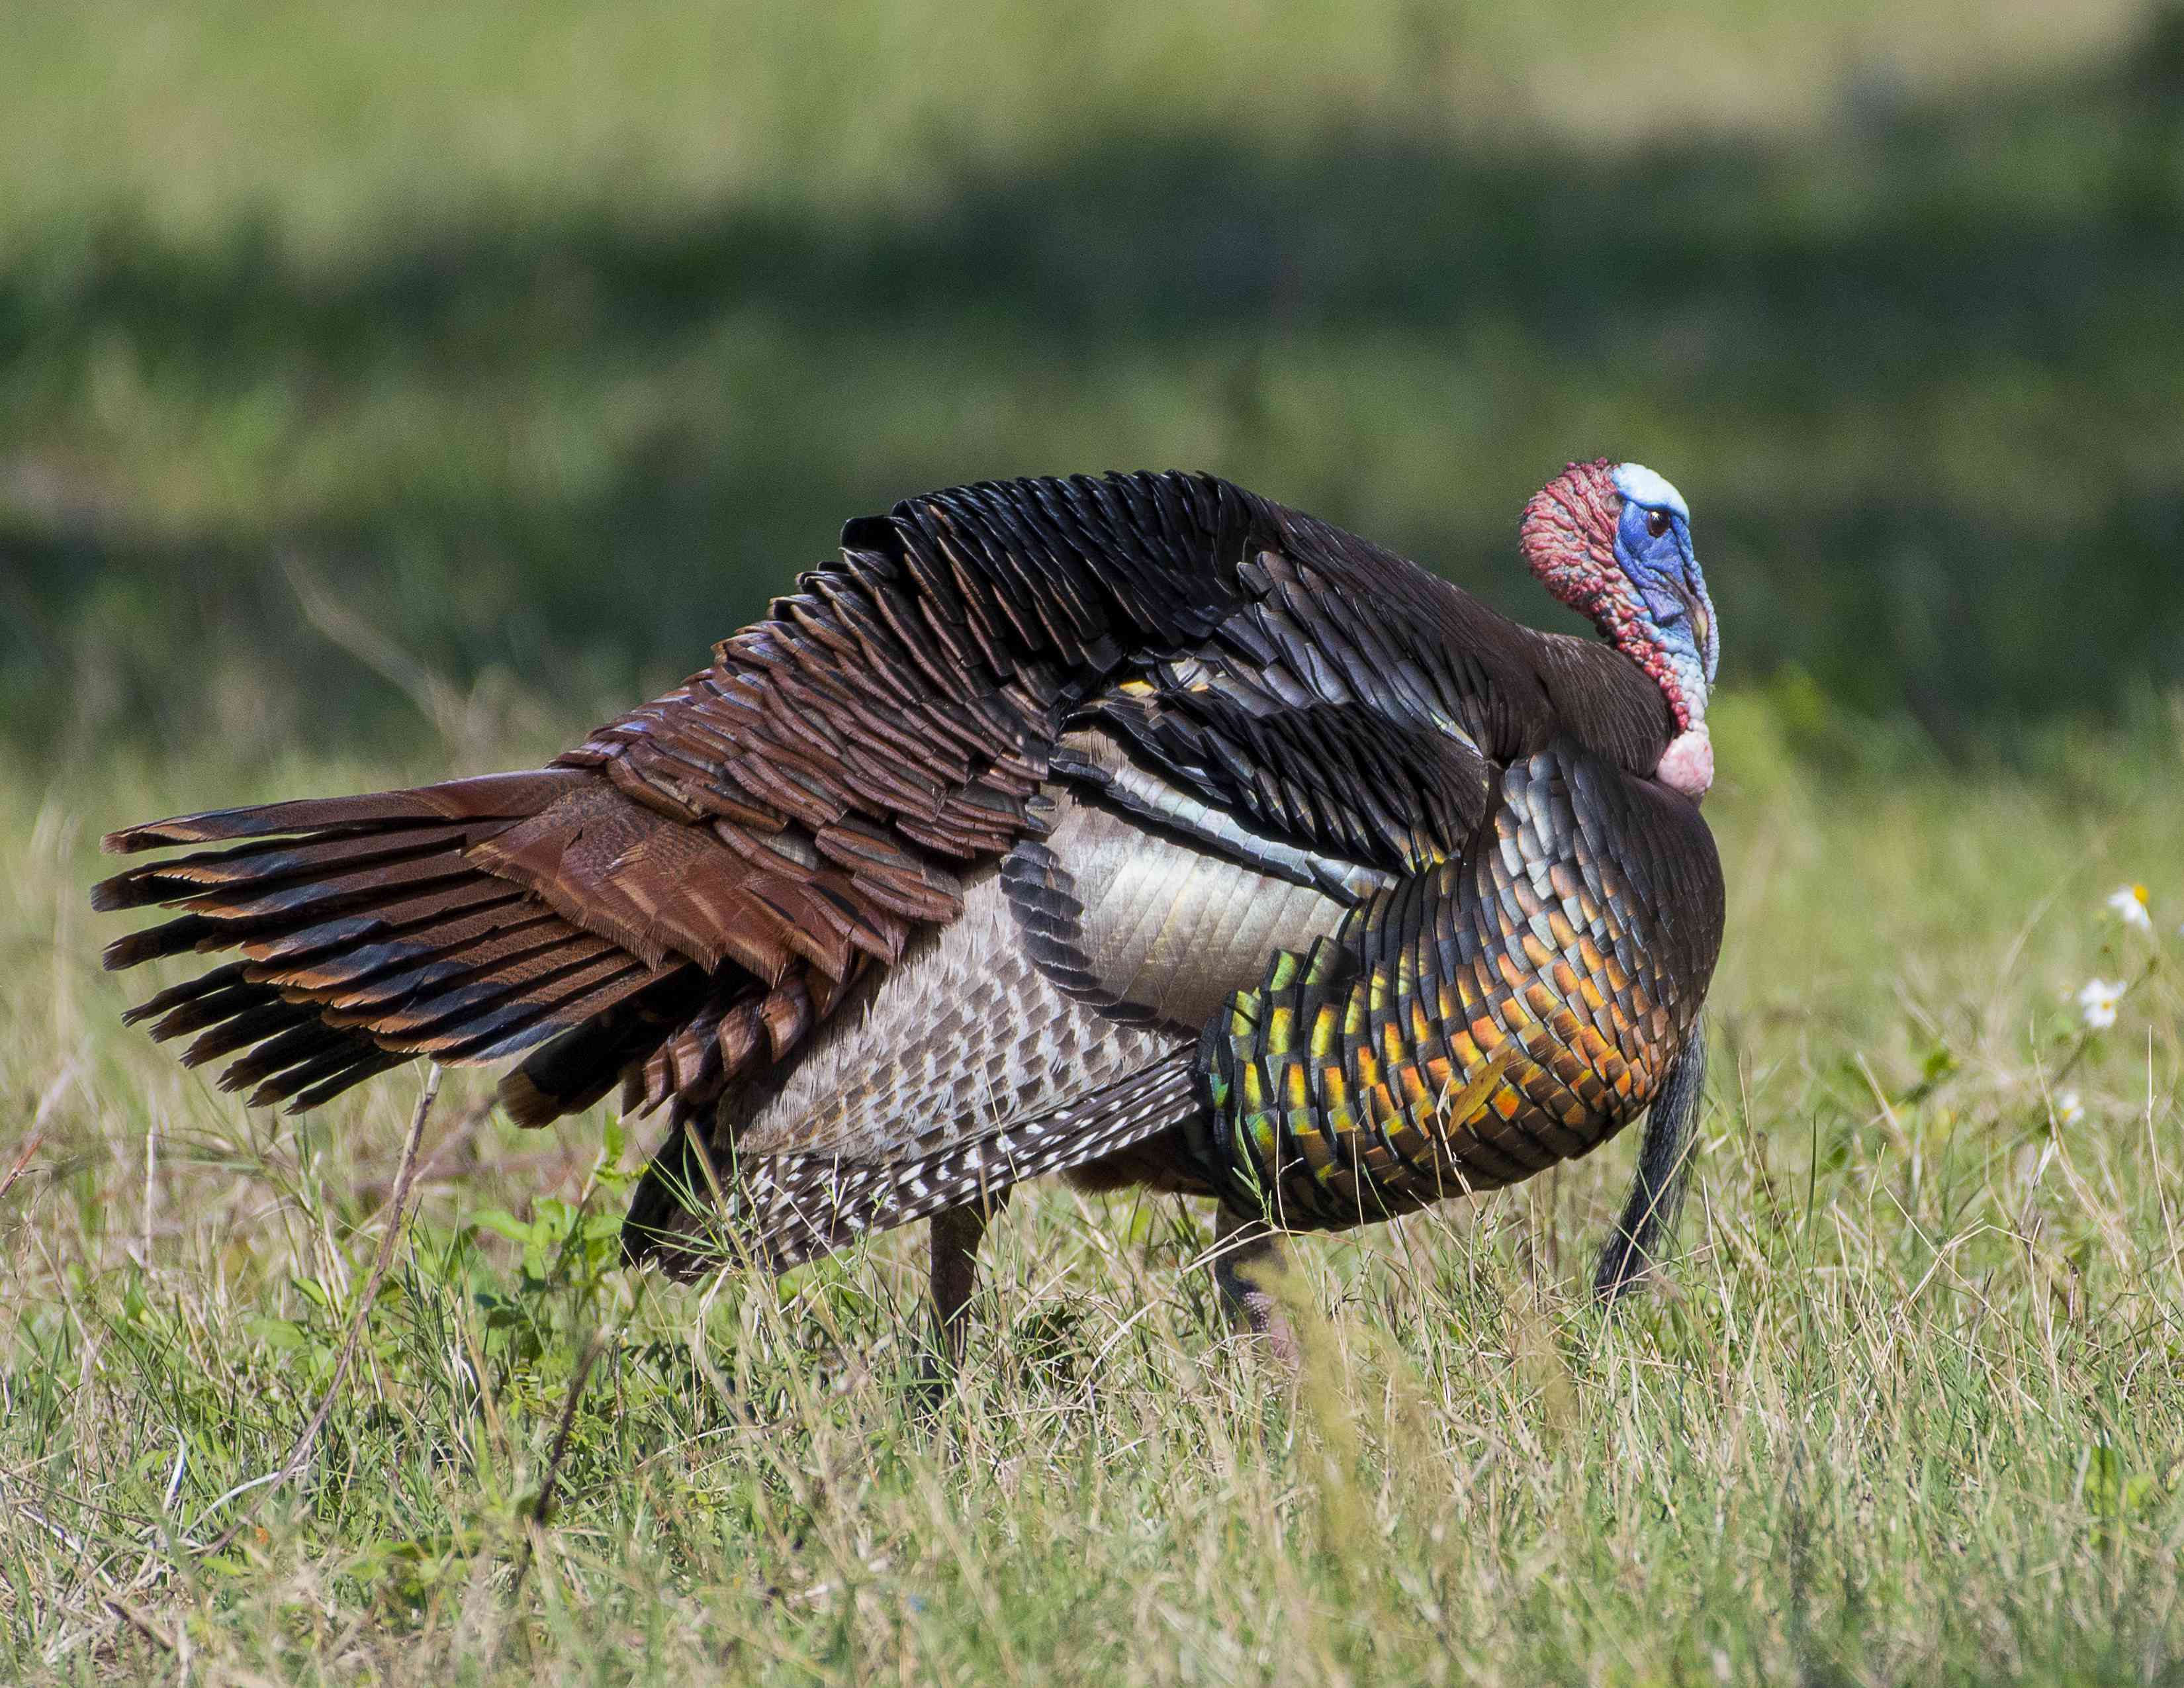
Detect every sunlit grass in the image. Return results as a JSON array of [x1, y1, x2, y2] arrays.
[[4, 3, 2183, 1678], [0, 1, 2145, 254], [3, 696, 2181, 1683], [6, 1, 2182, 754]]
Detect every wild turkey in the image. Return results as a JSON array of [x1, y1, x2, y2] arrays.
[[93, 461, 1724, 1360]]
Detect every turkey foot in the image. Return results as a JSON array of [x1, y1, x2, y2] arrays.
[[1211, 1207, 1301, 1370]]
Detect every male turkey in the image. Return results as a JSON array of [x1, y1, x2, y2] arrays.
[[94, 461, 1724, 1361]]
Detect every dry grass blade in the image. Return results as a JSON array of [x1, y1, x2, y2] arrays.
[[101, 1597, 176, 1655], [0, 1129, 46, 1204]]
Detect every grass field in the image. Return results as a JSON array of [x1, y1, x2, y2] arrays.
[[6, 1, 2184, 1681], [4, 694, 2183, 1683], [6, 0, 2183, 752]]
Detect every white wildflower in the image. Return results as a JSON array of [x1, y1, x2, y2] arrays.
[[2077, 978, 2124, 1030], [2055, 1090, 2084, 1127], [2106, 884, 2152, 932]]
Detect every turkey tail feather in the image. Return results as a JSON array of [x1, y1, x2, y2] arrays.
[[93, 771, 680, 1113]]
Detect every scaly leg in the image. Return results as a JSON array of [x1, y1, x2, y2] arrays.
[[1594, 1025, 1707, 1301], [1212, 1205, 1300, 1370], [926, 1192, 1007, 1380]]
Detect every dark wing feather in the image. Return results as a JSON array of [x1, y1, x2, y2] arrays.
[[93, 474, 1269, 1121], [1065, 510, 1675, 882]]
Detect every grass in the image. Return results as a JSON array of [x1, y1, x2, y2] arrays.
[[7, 2, 2184, 1679], [0, 1, 2146, 247], [5, 1, 2183, 752], [3, 691, 2183, 1683]]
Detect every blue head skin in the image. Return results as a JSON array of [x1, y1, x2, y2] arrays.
[[1609, 463, 1718, 729]]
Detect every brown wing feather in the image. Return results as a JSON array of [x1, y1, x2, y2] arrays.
[[95, 473, 1270, 1123]]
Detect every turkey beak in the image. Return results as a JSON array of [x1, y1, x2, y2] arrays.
[[1664, 530, 1713, 661], [1662, 575, 1709, 654]]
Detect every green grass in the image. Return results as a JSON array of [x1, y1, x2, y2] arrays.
[[4, 695, 2183, 1684], [4, 1, 2182, 752], [0, 0, 2144, 248], [7, 3, 2184, 1680]]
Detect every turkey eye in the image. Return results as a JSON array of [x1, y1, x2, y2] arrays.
[[1645, 509, 1672, 539]]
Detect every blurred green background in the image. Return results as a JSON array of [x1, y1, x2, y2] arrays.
[[4, 0, 2181, 767]]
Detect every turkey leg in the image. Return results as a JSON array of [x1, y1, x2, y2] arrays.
[[1594, 1026, 1707, 1299], [927, 1191, 1009, 1376], [1211, 1206, 1300, 1368]]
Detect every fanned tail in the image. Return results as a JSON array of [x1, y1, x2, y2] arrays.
[[95, 773, 681, 1112]]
